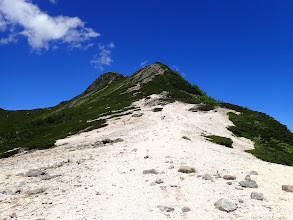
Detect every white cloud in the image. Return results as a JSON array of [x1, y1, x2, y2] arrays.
[[140, 60, 148, 67], [0, 0, 100, 50], [49, 0, 57, 4], [90, 43, 114, 71]]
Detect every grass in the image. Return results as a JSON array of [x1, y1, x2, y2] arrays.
[[182, 136, 191, 141], [153, 107, 163, 112], [220, 102, 293, 165], [205, 135, 233, 148]]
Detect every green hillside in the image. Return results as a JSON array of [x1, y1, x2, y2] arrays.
[[0, 62, 211, 158]]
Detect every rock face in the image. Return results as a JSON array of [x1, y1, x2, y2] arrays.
[[214, 198, 237, 212], [223, 175, 236, 180], [282, 185, 293, 192], [251, 192, 264, 200], [239, 180, 258, 188]]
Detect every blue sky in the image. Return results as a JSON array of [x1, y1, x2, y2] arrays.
[[0, 0, 292, 131]]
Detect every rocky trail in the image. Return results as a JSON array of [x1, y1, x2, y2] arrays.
[[1, 95, 293, 219]]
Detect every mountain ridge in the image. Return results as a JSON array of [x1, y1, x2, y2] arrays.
[[0, 62, 292, 167]]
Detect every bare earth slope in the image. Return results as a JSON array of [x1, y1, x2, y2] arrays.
[[1, 96, 293, 219]]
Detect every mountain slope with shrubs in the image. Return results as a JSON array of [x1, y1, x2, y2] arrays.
[[0, 62, 292, 167]]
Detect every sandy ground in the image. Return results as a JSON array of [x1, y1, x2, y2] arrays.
[[0, 95, 293, 220]]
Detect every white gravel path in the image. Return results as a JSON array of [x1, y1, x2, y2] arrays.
[[0, 95, 293, 220]]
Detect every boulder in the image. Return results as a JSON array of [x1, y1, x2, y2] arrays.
[[251, 192, 264, 200], [239, 180, 258, 188], [282, 185, 293, 192], [156, 179, 164, 184], [214, 198, 237, 212], [223, 175, 236, 180]]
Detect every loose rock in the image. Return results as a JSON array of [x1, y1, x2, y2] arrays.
[[223, 175, 236, 180], [25, 188, 46, 195], [202, 174, 213, 181], [249, 171, 258, 175], [156, 179, 164, 184], [245, 175, 251, 181], [143, 169, 159, 174], [26, 169, 46, 177], [239, 180, 258, 188], [178, 166, 195, 173], [157, 205, 175, 212], [182, 207, 191, 212], [251, 192, 264, 200], [282, 185, 293, 192], [214, 198, 237, 212]]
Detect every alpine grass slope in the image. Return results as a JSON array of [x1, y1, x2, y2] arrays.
[[0, 62, 292, 166]]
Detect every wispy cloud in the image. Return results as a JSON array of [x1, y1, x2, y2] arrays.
[[140, 60, 148, 67], [90, 42, 115, 71], [0, 0, 100, 50], [49, 0, 57, 4], [172, 65, 180, 72]]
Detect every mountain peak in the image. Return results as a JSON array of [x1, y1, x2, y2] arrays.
[[84, 72, 125, 94], [130, 62, 169, 84]]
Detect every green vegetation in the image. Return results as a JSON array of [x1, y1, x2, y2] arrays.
[[0, 62, 213, 158], [220, 102, 293, 165], [182, 136, 191, 141], [153, 107, 163, 112], [205, 135, 233, 148]]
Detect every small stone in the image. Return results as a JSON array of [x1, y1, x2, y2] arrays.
[[41, 174, 62, 180], [235, 186, 243, 190], [282, 185, 293, 192], [144, 156, 149, 159], [150, 182, 156, 186], [102, 138, 112, 144], [182, 207, 191, 212], [202, 174, 213, 181], [178, 166, 195, 173], [245, 175, 251, 181], [239, 180, 258, 188], [227, 182, 232, 185], [214, 198, 237, 212], [223, 175, 236, 180], [156, 179, 164, 184], [10, 213, 17, 218], [25, 188, 46, 195], [238, 199, 244, 203], [143, 169, 159, 175], [168, 165, 174, 169], [251, 192, 264, 200], [157, 205, 175, 212], [249, 171, 258, 175], [16, 173, 25, 177], [26, 169, 46, 177]]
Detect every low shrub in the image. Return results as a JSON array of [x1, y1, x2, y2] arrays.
[[205, 135, 233, 148]]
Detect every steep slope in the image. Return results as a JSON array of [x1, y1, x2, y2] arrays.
[[0, 62, 211, 158]]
